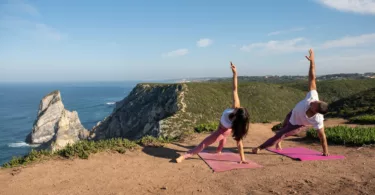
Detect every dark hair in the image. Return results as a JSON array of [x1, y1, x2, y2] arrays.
[[317, 101, 329, 115], [231, 108, 250, 141]]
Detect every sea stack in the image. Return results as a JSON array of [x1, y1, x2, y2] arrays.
[[25, 90, 89, 151]]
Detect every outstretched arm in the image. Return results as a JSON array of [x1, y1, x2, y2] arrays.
[[236, 140, 248, 164], [317, 128, 329, 156], [231, 62, 240, 108], [305, 49, 317, 91]]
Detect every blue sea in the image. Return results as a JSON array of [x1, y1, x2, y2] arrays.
[[0, 82, 138, 165]]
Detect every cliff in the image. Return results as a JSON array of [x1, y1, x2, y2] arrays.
[[89, 83, 189, 140]]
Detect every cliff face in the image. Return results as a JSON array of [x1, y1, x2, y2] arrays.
[[26, 91, 89, 151], [89, 83, 189, 140]]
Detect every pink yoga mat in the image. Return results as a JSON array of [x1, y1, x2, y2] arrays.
[[198, 151, 262, 172], [267, 147, 345, 161]]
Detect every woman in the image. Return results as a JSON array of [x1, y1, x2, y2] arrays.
[[176, 62, 250, 164]]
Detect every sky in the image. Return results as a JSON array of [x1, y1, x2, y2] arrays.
[[0, 0, 375, 82]]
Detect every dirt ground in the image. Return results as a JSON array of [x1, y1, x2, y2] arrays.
[[0, 119, 374, 195]]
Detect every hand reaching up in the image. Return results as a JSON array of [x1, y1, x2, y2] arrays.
[[305, 49, 315, 62], [230, 61, 237, 75]]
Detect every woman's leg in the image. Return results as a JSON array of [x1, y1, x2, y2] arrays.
[[183, 132, 220, 158], [216, 135, 226, 153], [176, 127, 223, 163]]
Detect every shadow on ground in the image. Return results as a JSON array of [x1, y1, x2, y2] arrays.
[[141, 142, 278, 163]]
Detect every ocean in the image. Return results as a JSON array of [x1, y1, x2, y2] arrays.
[[0, 82, 137, 165]]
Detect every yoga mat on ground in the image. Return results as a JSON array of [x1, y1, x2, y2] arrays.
[[267, 147, 345, 161], [198, 151, 262, 172]]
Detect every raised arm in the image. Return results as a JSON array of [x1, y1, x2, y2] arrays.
[[237, 140, 248, 164], [231, 62, 240, 108], [317, 128, 329, 156], [305, 49, 317, 91]]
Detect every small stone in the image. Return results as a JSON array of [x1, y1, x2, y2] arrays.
[[161, 186, 167, 190]]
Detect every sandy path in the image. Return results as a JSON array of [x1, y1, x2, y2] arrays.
[[0, 120, 374, 195]]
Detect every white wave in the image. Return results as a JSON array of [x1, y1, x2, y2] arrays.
[[106, 102, 116, 105], [8, 142, 39, 148]]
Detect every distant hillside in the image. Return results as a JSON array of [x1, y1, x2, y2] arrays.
[[207, 73, 375, 84], [328, 88, 375, 118], [284, 79, 375, 103]]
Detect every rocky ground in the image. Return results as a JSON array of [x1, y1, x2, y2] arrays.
[[1, 119, 374, 195]]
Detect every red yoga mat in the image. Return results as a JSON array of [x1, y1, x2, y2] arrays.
[[267, 147, 345, 161], [198, 151, 262, 172]]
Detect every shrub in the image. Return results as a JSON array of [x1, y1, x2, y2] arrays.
[[2, 138, 138, 168], [138, 135, 177, 147], [1, 136, 181, 168], [2, 149, 52, 168], [194, 122, 218, 133], [272, 123, 283, 131], [306, 126, 375, 146], [349, 115, 375, 124]]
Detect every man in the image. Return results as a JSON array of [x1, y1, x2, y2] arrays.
[[252, 48, 330, 156]]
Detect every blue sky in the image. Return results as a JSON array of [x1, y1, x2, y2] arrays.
[[0, 0, 375, 82]]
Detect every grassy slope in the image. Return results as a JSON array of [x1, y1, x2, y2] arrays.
[[285, 79, 375, 103], [184, 82, 305, 124], [184, 79, 375, 124]]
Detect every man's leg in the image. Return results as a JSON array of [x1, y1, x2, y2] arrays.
[[253, 124, 304, 154], [275, 111, 293, 150]]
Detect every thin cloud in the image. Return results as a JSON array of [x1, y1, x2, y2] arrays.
[[162, 49, 189, 58], [240, 37, 310, 53], [320, 33, 375, 49], [298, 51, 375, 74], [1, 0, 40, 17], [299, 52, 375, 63], [197, 38, 213, 47], [0, 1, 63, 41], [241, 33, 375, 53], [0, 16, 63, 41], [317, 0, 375, 15], [35, 23, 62, 40], [267, 27, 305, 36]]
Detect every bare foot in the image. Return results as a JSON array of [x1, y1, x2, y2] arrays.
[[175, 155, 185, 163], [276, 142, 282, 150], [252, 147, 260, 154]]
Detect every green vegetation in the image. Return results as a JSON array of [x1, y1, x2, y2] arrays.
[[194, 122, 218, 133], [285, 79, 375, 103], [137, 135, 178, 147], [272, 123, 283, 131], [328, 88, 375, 118], [306, 126, 375, 146], [181, 79, 375, 126], [184, 82, 305, 124], [349, 115, 375, 124], [2, 149, 53, 169], [2, 136, 176, 168], [56, 139, 138, 159]]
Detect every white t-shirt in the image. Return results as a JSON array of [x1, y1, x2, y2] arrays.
[[289, 90, 324, 130], [220, 108, 234, 129]]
